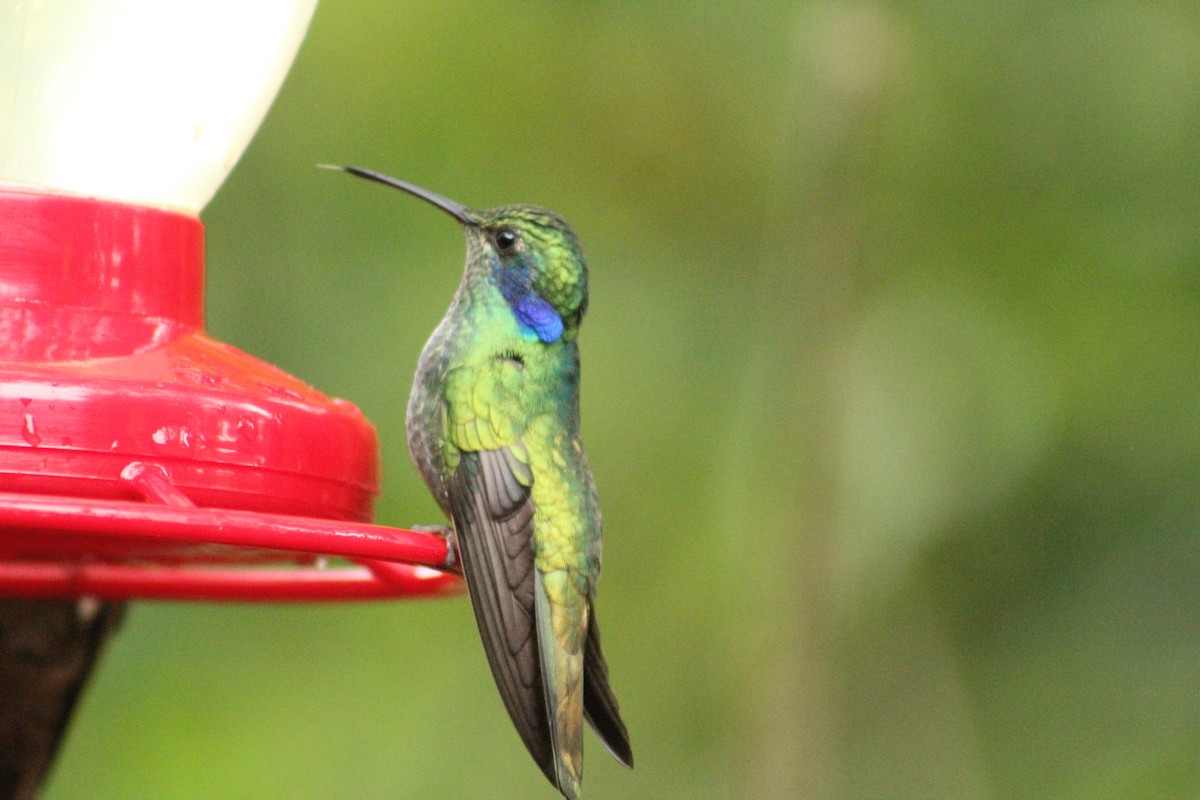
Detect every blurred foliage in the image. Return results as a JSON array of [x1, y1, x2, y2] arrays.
[[44, 1, 1200, 798]]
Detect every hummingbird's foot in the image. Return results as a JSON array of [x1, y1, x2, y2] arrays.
[[412, 524, 462, 575]]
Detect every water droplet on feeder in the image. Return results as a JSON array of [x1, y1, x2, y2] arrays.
[[22, 413, 40, 446], [237, 416, 258, 440]]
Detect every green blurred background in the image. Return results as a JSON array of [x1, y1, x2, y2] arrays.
[[44, 2, 1200, 798]]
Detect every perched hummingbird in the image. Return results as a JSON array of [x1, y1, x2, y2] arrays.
[[327, 165, 632, 798]]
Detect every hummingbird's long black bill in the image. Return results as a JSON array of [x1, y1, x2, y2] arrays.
[[319, 164, 476, 225]]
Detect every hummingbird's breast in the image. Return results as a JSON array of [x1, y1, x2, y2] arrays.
[[405, 276, 587, 516], [405, 302, 467, 514], [405, 281, 521, 512]]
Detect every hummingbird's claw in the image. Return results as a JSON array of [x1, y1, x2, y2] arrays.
[[412, 524, 462, 574]]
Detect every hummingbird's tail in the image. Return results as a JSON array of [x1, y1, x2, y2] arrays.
[[582, 608, 634, 768]]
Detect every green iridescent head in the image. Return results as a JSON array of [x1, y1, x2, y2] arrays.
[[330, 165, 588, 343]]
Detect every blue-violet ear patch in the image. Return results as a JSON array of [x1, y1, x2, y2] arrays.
[[515, 295, 564, 343]]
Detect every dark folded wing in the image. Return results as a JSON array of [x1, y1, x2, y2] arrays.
[[583, 607, 634, 767], [447, 446, 556, 784]]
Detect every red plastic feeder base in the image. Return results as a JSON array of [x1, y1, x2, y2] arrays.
[[0, 187, 460, 601]]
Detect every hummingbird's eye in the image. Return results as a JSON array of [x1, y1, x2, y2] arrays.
[[494, 227, 518, 253]]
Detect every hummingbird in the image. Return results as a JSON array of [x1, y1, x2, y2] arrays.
[[326, 165, 633, 798]]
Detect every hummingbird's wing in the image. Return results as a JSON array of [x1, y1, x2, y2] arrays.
[[448, 442, 632, 797], [446, 445, 559, 787]]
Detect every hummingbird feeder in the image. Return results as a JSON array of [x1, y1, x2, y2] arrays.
[[0, 0, 459, 602]]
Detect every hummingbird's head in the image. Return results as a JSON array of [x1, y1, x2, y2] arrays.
[[469, 205, 588, 344], [327, 165, 588, 344]]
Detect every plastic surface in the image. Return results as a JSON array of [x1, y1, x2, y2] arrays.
[[0, 188, 460, 601], [0, 0, 319, 211]]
